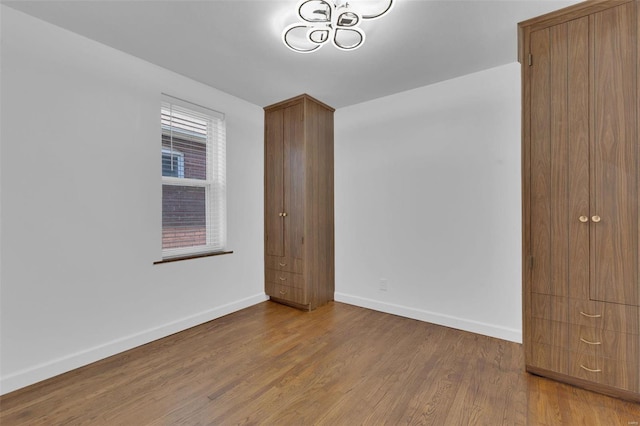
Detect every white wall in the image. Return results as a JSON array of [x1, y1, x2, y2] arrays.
[[334, 63, 522, 342], [1, 3, 524, 395], [0, 6, 265, 394]]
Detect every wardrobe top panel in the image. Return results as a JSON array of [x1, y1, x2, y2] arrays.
[[517, 0, 632, 63], [264, 93, 335, 113]]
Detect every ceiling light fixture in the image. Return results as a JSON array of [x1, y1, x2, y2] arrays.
[[282, 0, 393, 53]]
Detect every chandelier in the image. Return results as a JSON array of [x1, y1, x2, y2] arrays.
[[282, 0, 394, 53]]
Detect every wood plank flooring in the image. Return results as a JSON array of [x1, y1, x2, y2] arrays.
[[1, 301, 639, 425]]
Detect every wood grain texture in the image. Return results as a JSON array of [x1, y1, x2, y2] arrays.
[[530, 26, 552, 297], [531, 293, 640, 334], [518, 0, 632, 37], [303, 97, 335, 309], [590, 2, 639, 307], [521, 0, 640, 399], [283, 102, 305, 261], [264, 108, 284, 258], [2, 302, 639, 425], [550, 21, 570, 300], [264, 255, 303, 273], [265, 268, 305, 289], [264, 94, 334, 310], [567, 16, 591, 302], [521, 21, 534, 373]]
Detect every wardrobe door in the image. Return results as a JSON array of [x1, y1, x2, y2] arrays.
[[589, 2, 640, 393], [530, 19, 590, 301], [528, 16, 590, 372], [265, 109, 285, 257], [590, 2, 640, 308], [265, 94, 334, 311], [521, 0, 640, 400], [283, 103, 305, 261]]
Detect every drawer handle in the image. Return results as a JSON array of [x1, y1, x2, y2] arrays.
[[279, 262, 287, 267], [580, 337, 602, 345], [580, 311, 602, 318], [580, 364, 601, 373], [279, 276, 286, 281], [279, 289, 288, 295]]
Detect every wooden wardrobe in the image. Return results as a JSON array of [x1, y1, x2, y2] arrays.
[[263, 94, 335, 311], [519, 0, 640, 401]]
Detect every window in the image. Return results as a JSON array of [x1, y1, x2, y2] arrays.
[[161, 148, 184, 178], [161, 95, 226, 258]]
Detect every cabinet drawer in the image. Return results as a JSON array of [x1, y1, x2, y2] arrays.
[[599, 302, 639, 335], [570, 300, 639, 335], [265, 256, 303, 273], [529, 346, 639, 393], [265, 282, 307, 305], [527, 343, 568, 375], [531, 294, 639, 334], [569, 324, 639, 361], [530, 318, 568, 349], [266, 269, 304, 289], [569, 352, 639, 393]]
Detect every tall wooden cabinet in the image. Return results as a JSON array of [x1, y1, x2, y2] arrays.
[[264, 94, 335, 311], [519, 0, 640, 401]]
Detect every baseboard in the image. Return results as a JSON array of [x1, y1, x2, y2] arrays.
[[334, 292, 522, 343], [0, 293, 269, 396]]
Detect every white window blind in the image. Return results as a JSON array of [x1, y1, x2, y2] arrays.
[[161, 94, 226, 258]]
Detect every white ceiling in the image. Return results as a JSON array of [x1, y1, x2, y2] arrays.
[[3, 0, 579, 108]]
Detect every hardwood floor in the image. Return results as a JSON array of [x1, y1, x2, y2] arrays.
[[1, 301, 639, 425]]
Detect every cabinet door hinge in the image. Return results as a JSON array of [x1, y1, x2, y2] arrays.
[[528, 53, 533, 66]]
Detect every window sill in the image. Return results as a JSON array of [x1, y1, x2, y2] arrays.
[[154, 250, 233, 265]]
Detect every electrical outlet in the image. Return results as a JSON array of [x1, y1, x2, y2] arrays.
[[379, 278, 388, 291]]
